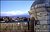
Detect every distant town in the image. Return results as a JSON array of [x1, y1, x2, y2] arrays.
[[0, 16, 30, 23]]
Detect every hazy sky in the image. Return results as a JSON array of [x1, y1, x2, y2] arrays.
[[1, 1, 33, 16]]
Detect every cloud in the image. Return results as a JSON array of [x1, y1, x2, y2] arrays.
[[1, 10, 29, 16]]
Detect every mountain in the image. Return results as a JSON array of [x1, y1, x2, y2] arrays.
[[1, 15, 30, 18], [10, 15, 30, 18]]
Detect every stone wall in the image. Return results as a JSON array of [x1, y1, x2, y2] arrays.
[[29, 1, 50, 32]]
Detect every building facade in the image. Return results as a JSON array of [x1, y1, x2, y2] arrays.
[[29, 0, 50, 32]]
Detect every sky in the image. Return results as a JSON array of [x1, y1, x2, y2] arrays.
[[1, 1, 33, 16]]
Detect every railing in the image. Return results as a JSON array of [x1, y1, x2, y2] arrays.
[[0, 21, 50, 32], [0, 21, 30, 32]]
